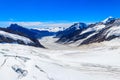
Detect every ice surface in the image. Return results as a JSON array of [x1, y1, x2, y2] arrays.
[[0, 36, 120, 80]]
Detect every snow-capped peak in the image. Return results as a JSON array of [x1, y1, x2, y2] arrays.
[[102, 16, 115, 23], [69, 22, 87, 30]]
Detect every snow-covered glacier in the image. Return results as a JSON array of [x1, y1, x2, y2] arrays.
[[1, 36, 120, 80]]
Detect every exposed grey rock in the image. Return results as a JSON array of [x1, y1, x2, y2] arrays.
[[12, 65, 28, 78]]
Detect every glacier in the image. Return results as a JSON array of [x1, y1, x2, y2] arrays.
[[0, 36, 120, 80]]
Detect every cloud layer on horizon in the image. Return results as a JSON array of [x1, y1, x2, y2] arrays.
[[0, 21, 74, 28]]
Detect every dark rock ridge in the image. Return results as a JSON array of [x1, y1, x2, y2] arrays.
[[0, 24, 45, 48], [56, 22, 87, 43], [56, 17, 120, 45], [7, 24, 55, 39]]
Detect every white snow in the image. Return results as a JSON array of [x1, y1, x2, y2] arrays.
[[105, 26, 120, 39], [0, 37, 120, 80], [74, 23, 81, 30], [102, 16, 115, 23], [0, 30, 33, 44], [81, 24, 105, 35]]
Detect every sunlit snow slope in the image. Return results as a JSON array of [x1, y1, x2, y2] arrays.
[[0, 36, 120, 80]]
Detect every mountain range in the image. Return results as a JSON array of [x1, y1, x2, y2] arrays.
[[56, 17, 120, 46], [0, 17, 120, 48]]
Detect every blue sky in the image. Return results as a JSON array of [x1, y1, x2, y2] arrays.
[[0, 0, 120, 27]]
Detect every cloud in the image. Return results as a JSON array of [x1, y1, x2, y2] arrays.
[[10, 22, 43, 27], [0, 21, 74, 28], [39, 22, 74, 28]]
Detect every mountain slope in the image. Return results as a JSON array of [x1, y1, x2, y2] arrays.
[[0, 30, 33, 44], [56, 17, 120, 45], [56, 22, 87, 43], [0, 30, 45, 47], [80, 18, 120, 45], [7, 24, 55, 39], [0, 24, 45, 48]]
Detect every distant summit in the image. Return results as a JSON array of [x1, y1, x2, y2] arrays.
[[102, 16, 116, 24], [56, 22, 87, 42]]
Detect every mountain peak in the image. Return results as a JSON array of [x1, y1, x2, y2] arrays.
[[70, 22, 87, 30], [102, 16, 115, 24], [9, 24, 24, 29]]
